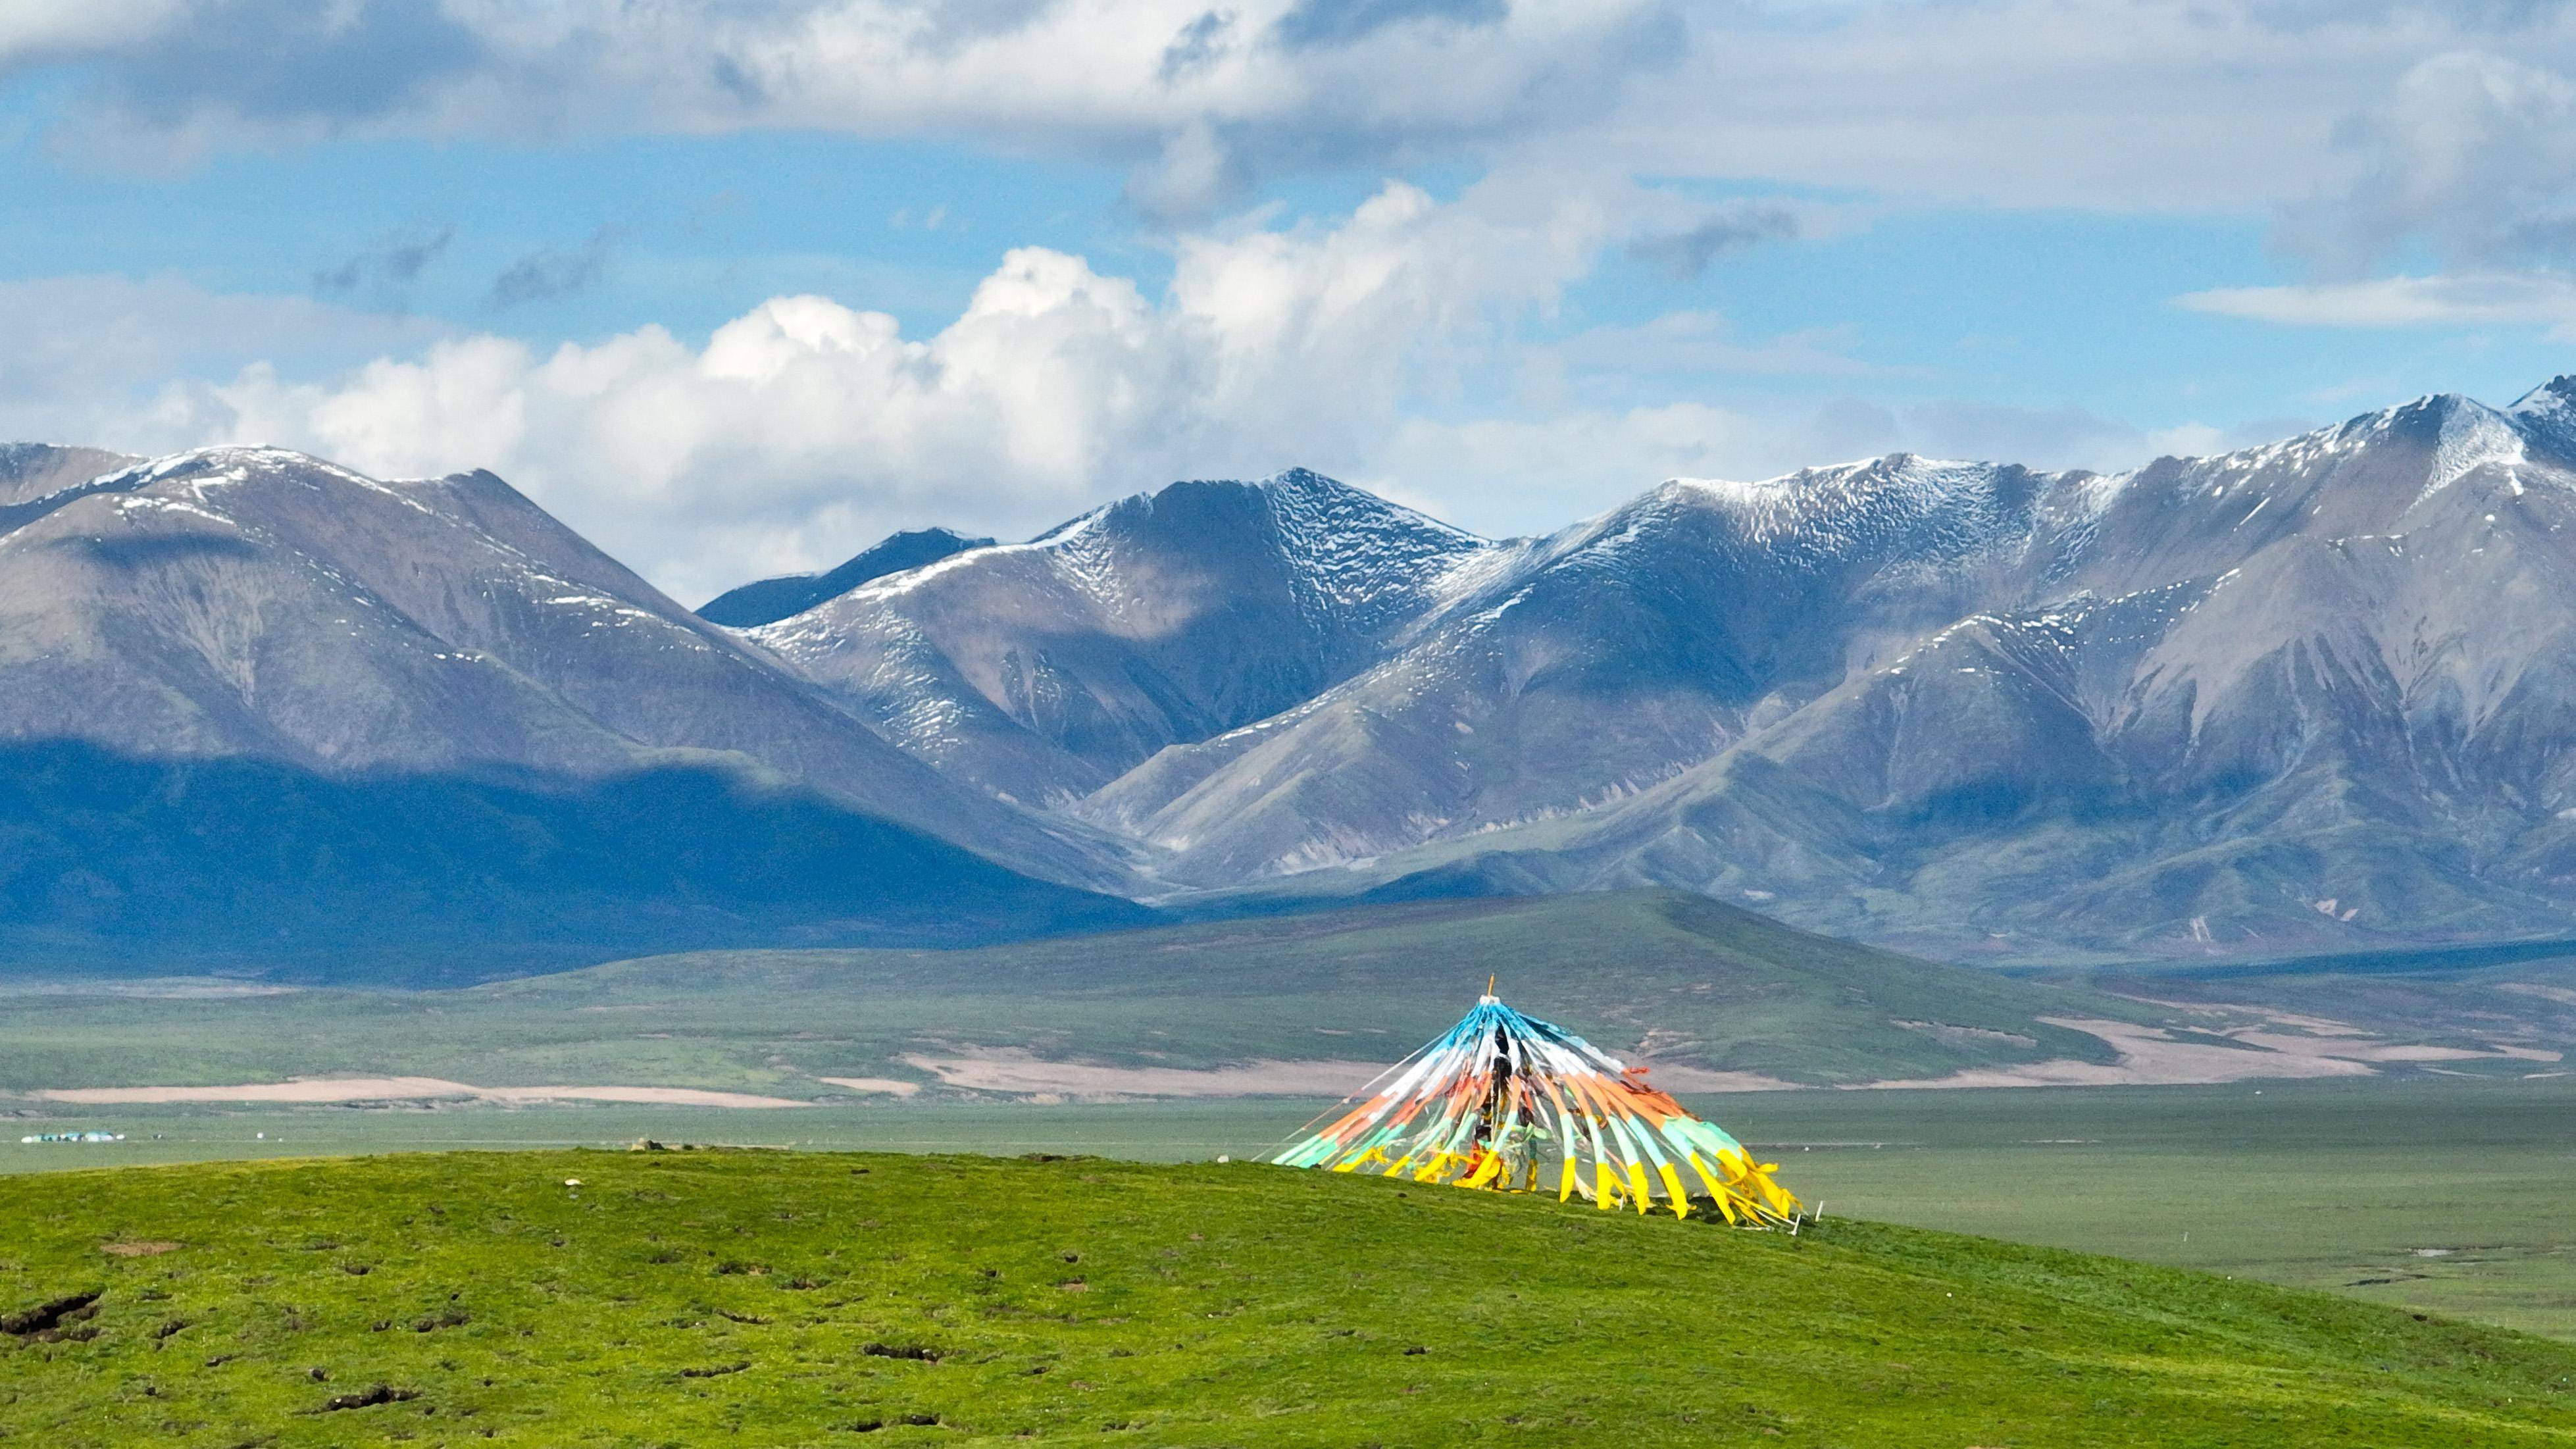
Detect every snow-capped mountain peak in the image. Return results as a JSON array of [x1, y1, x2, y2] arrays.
[[2510, 374, 2576, 461], [744, 467, 1505, 806]]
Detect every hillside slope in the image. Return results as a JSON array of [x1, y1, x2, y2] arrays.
[[0, 447, 1139, 974], [16, 889, 2554, 1104], [6, 1151, 2575, 1446], [0, 444, 136, 505], [0, 892, 2162, 1094]]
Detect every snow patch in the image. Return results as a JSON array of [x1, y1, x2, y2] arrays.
[[2415, 401, 2528, 506]]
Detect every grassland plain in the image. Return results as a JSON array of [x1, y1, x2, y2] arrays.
[[14, 1076, 2576, 1336], [9, 1150, 2576, 1448], [0, 892, 2182, 1097]]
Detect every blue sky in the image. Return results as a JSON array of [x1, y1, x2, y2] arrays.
[[5, 3, 2575, 600]]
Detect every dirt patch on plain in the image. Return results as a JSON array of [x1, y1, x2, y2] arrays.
[[36, 1078, 810, 1108], [1625, 1063, 1804, 1092], [817, 1077, 923, 1098], [1854, 1015, 2557, 1089], [899, 1050, 1392, 1100], [41, 1076, 483, 1105], [483, 1086, 811, 1108]]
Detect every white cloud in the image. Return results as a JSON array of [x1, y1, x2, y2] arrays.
[[18, 0, 1675, 207], [18, 1, 2576, 225], [1540, 2, 2575, 215], [1368, 402, 1811, 533], [2175, 272, 2576, 337], [0, 1, 188, 56], [26, 5, 2574, 611], [4, 172, 2289, 601], [2284, 50, 2576, 270], [1369, 395, 2259, 542], [0, 273, 441, 449], [122, 175, 1646, 601]]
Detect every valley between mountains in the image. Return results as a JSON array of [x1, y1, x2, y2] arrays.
[[13, 376, 2576, 975]]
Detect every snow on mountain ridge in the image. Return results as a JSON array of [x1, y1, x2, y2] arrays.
[[817, 467, 1488, 619], [2421, 398, 2529, 503], [30, 449, 776, 683], [1546, 453, 2065, 586], [2509, 376, 2576, 463], [2512, 374, 2576, 421], [1247, 469, 1501, 644]]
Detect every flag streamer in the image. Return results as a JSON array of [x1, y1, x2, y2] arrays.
[[1271, 994, 1800, 1223]]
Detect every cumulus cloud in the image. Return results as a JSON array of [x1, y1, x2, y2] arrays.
[[11, 1, 2563, 603], [1124, 120, 1246, 220], [120, 176, 1636, 599], [4, 158, 2316, 600]]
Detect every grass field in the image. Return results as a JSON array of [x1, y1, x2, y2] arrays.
[[14, 1074, 2576, 1340], [0, 892, 2161, 1095], [9, 1149, 2576, 1446], [1750, 1078, 2576, 1340], [11, 881, 2576, 1444]]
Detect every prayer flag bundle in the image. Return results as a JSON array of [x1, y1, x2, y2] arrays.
[[1272, 992, 1799, 1223]]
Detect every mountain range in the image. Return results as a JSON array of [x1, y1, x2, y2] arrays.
[[13, 376, 2576, 975], [0, 445, 1138, 979], [728, 376, 2576, 964]]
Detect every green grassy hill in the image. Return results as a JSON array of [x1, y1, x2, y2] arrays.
[[0, 892, 2157, 1097], [7, 1152, 2576, 1446]]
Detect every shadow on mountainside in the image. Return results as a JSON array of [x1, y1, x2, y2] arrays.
[[0, 740, 1151, 985]]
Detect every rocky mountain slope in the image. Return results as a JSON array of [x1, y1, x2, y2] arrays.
[[735, 378, 2576, 962], [695, 526, 994, 627], [745, 470, 1497, 807], [0, 444, 136, 505], [1347, 383, 2576, 960], [0, 447, 1138, 975]]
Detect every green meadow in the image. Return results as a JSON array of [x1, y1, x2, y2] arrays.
[[14, 1074, 2576, 1340], [9, 1148, 2576, 1447], [12, 894, 2576, 1442]]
